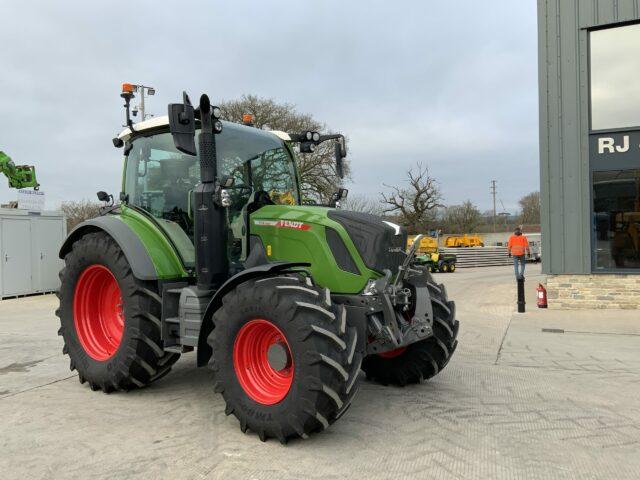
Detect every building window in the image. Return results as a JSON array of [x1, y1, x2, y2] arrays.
[[593, 169, 640, 270], [590, 23, 640, 131]]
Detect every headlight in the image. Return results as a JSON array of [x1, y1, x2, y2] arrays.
[[220, 189, 231, 207], [300, 142, 316, 153]]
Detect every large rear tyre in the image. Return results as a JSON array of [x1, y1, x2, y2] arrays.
[[362, 280, 459, 386], [56, 232, 179, 392], [209, 275, 362, 443]]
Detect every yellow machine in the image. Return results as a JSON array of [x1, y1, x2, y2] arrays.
[[444, 234, 484, 248], [407, 235, 438, 253]]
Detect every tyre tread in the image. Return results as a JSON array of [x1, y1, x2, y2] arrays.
[[209, 276, 362, 442], [57, 232, 179, 392]]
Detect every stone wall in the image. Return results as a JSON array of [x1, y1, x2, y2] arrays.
[[546, 274, 640, 309]]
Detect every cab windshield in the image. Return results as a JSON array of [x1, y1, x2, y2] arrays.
[[123, 123, 299, 267]]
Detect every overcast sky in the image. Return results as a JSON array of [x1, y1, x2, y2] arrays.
[[0, 0, 539, 213]]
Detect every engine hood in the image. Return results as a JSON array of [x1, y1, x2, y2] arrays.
[[249, 205, 408, 280], [327, 210, 408, 273]]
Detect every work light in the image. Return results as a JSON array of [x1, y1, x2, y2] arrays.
[[300, 142, 316, 153]]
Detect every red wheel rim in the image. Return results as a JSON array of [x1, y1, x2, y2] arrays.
[[233, 319, 294, 405], [73, 264, 124, 361], [377, 310, 410, 358], [377, 347, 407, 359]]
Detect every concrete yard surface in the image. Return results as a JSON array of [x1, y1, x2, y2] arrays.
[[1, 264, 639, 479]]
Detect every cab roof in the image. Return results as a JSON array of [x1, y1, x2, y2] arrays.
[[117, 115, 291, 142]]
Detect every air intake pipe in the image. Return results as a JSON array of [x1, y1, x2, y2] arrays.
[[193, 94, 227, 290]]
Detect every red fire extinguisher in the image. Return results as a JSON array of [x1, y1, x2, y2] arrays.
[[537, 284, 548, 308]]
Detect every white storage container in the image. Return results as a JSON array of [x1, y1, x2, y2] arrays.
[[0, 209, 66, 298]]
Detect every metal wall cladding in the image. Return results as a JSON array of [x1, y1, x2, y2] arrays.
[[538, 0, 640, 274], [0, 209, 66, 298]]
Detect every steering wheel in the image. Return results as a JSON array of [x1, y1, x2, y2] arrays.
[[248, 190, 274, 214]]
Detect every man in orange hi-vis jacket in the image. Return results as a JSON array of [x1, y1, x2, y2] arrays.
[[507, 227, 530, 279]]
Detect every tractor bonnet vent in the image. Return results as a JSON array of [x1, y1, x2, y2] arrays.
[[325, 227, 361, 275]]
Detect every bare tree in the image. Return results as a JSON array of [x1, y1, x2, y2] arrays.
[[61, 200, 101, 231], [518, 191, 541, 224], [380, 163, 442, 233], [341, 194, 384, 216], [443, 200, 481, 233], [219, 94, 349, 203]]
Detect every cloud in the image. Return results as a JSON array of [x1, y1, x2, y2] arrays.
[[0, 0, 538, 213]]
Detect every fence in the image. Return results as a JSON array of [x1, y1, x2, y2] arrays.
[[441, 246, 513, 268]]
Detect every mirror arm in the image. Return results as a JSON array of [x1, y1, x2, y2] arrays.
[[335, 141, 344, 179], [180, 92, 192, 124], [284, 132, 347, 178], [286, 133, 345, 147], [121, 92, 136, 132], [318, 134, 342, 142]]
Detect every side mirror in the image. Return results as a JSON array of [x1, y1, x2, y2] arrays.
[[97, 191, 113, 206], [97, 191, 110, 202], [168, 91, 196, 155], [219, 174, 235, 188], [330, 187, 348, 208]]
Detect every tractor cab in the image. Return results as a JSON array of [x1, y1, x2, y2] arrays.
[[119, 119, 300, 268]]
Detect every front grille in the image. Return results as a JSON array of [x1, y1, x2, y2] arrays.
[[380, 232, 408, 272]]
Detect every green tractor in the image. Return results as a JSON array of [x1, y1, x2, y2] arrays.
[[56, 89, 459, 443]]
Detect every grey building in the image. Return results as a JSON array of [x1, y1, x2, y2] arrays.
[[538, 0, 640, 308]]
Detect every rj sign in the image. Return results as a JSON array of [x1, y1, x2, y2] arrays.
[[590, 129, 640, 171]]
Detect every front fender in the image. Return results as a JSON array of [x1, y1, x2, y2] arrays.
[[59, 216, 157, 280], [196, 261, 310, 367]]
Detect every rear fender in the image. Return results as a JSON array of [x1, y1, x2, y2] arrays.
[[59, 216, 157, 280], [196, 262, 310, 367]]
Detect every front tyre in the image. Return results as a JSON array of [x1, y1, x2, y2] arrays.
[[209, 276, 362, 443], [56, 232, 179, 392]]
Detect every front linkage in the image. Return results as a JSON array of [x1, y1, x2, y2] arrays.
[[334, 235, 435, 356]]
